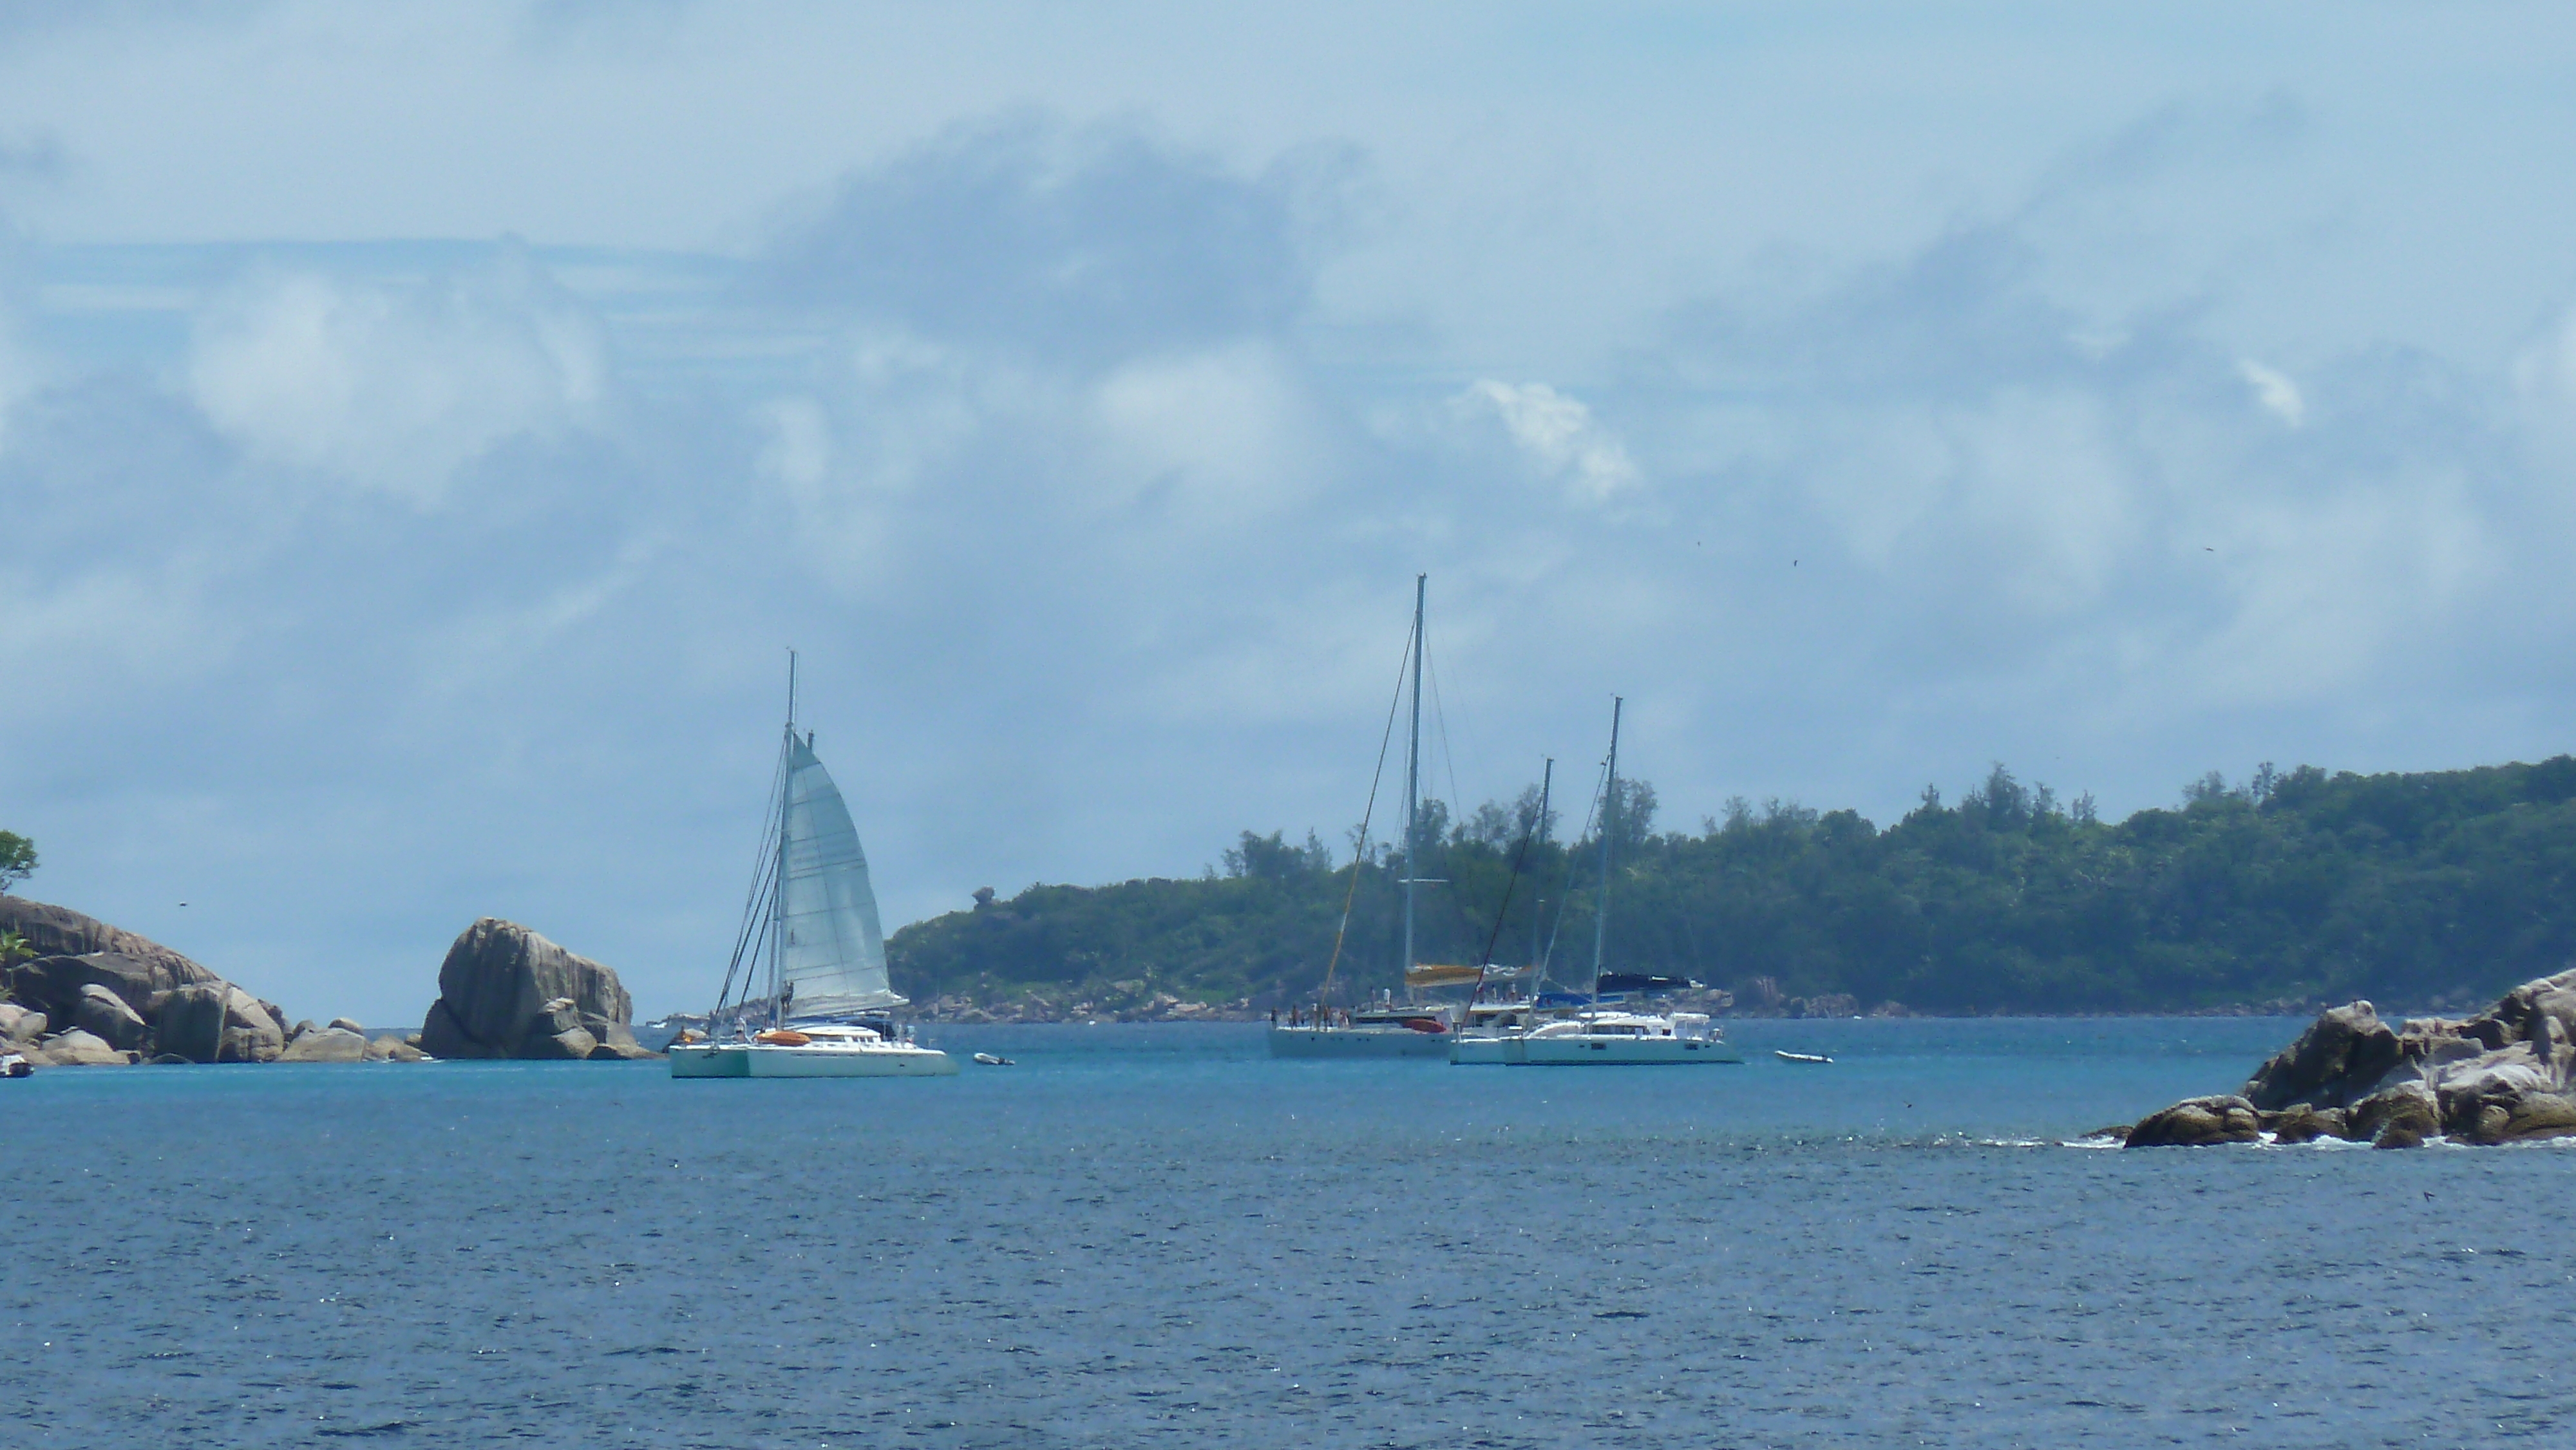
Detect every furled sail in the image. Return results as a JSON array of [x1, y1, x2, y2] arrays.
[[777, 733, 904, 1015]]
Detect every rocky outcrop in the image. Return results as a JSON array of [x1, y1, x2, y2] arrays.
[[278, 1026, 369, 1063], [2240, 1001, 2406, 1109], [2129, 966, 2576, 1147], [0, 896, 325, 1066], [2125, 1095, 2262, 1146], [146, 982, 286, 1064], [1, 894, 223, 993], [0, 1003, 45, 1044], [2260, 1104, 2345, 1144], [417, 919, 655, 1061], [73, 984, 149, 1053], [38, 1028, 129, 1066]]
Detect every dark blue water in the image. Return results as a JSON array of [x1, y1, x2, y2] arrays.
[[5, 1019, 2570, 1447]]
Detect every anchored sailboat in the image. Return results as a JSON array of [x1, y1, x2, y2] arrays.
[[1269, 575, 1490, 1059], [1452, 697, 1743, 1065], [670, 655, 956, 1078]]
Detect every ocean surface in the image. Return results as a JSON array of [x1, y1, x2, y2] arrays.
[[5, 1017, 2571, 1448]]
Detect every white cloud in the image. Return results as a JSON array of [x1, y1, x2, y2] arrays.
[[1457, 379, 1639, 504], [2237, 358, 2306, 426], [187, 245, 610, 504]]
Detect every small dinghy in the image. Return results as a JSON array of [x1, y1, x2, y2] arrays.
[[972, 1052, 1014, 1066], [1774, 1050, 1833, 1064]]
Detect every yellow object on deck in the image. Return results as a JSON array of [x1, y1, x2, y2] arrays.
[[1403, 964, 1485, 990]]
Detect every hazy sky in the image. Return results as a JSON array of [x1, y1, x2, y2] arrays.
[[8, 2, 2576, 1021]]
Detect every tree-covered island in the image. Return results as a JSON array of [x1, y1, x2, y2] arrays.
[[889, 757, 2576, 1019]]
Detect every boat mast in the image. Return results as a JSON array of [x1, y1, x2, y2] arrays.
[[1592, 696, 1622, 988], [1531, 757, 1552, 972], [773, 649, 797, 1028], [1401, 574, 1425, 998]]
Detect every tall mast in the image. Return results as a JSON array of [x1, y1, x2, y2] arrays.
[[1531, 757, 1553, 971], [1402, 574, 1425, 988], [773, 648, 797, 1026], [1592, 696, 1622, 986]]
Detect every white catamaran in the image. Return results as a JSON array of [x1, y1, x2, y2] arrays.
[[1450, 697, 1743, 1066], [670, 658, 956, 1079]]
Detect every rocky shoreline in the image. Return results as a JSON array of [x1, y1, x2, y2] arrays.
[[2, 895, 653, 1067], [2114, 967, 2576, 1148]]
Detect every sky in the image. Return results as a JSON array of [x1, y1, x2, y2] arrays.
[[6, 2, 2576, 1022]]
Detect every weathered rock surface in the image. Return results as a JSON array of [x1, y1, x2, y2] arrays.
[[327, 1017, 364, 1033], [417, 919, 653, 1060], [39, 1029, 129, 1066], [219, 988, 285, 1064], [1, 896, 296, 1064], [364, 1037, 428, 1062], [0, 1003, 45, 1044], [73, 983, 150, 1053], [278, 1026, 368, 1063], [155, 983, 227, 1064], [2241, 1002, 2405, 1110], [14, 950, 207, 1026], [2351, 1081, 2439, 1146], [0, 894, 222, 997], [2259, 1104, 2347, 1144], [2126, 1095, 2262, 1147], [2130, 965, 2576, 1147]]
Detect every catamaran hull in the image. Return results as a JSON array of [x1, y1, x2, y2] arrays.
[[1267, 1026, 1452, 1059], [668, 1043, 958, 1077], [1451, 1037, 1745, 1064], [668, 1044, 749, 1077]]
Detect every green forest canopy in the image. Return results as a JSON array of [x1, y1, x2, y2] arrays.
[[886, 757, 2576, 1015]]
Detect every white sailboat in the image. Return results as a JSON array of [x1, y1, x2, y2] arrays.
[[671, 657, 956, 1079], [1269, 574, 1476, 1059], [1452, 697, 1743, 1066]]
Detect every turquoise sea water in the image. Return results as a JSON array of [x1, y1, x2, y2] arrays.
[[5, 1018, 2571, 1447]]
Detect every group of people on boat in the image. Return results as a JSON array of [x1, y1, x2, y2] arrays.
[[1274, 1006, 1355, 1028]]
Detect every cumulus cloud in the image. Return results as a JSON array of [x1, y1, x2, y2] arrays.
[[187, 243, 611, 504], [1456, 379, 1640, 504], [2237, 359, 2306, 426]]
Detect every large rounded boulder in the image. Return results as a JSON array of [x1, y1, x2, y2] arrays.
[[2240, 1001, 2405, 1111], [418, 919, 656, 1061], [2125, 1095, 2262, 1147]]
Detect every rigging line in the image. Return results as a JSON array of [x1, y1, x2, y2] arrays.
[[1318, 609, 1416, 1004], [1538, 754, 1612, 988], [1472, 780, 1545, 977], [715, 733, 795, 1013], [1423, 634, 1467, 846]]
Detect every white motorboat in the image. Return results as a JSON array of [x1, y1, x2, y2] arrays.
[[674, 655, 955, 1080], [1, 1051, 30, 1078]]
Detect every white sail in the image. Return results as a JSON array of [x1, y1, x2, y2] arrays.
[[777, 733, 904, 1015]]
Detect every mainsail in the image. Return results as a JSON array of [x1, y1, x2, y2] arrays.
[[777, 733, 904, 1015]]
